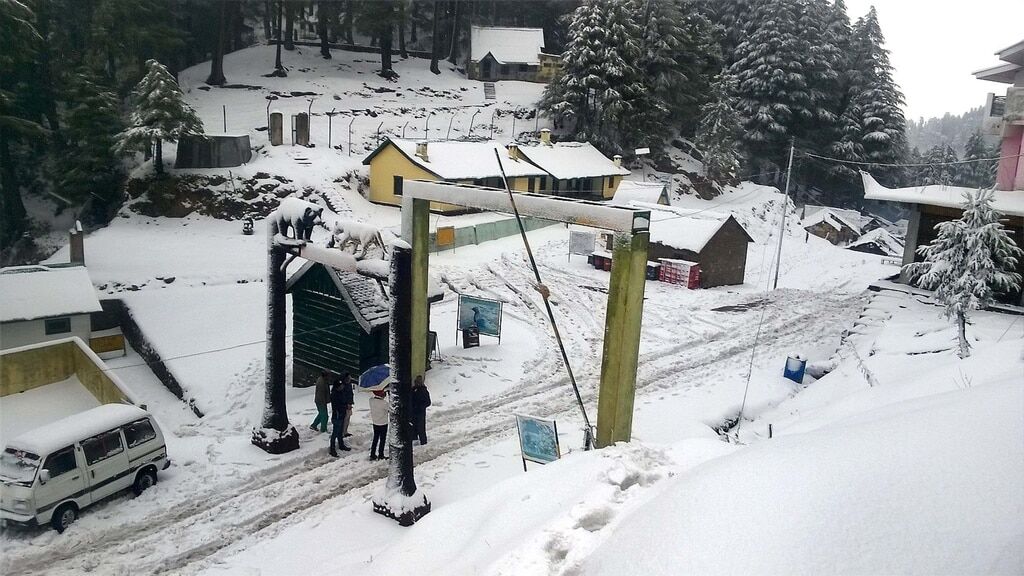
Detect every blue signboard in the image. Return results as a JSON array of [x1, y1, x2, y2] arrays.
[[457, 294, 503, 338], [515, 414, 561, 467]]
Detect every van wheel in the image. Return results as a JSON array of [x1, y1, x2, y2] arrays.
[[51, 504, 77, 533], [133, 468, 157, 496]]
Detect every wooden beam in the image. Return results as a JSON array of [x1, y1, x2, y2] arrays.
[[410, 197, 431, 384]]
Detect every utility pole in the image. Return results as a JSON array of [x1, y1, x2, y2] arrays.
[[771, 140, 795, 290]]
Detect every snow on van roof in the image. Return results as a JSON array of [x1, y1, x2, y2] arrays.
[[372, 138, 547, 180], [0, 265, 102, 323], [470, 26, 545, 65], [517, 142, 631, 180], [5, 403, 148, 456]]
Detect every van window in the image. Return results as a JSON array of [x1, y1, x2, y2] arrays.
[[124, 419, 157, 448], [43, 446, 77, 478], [82, 430, 124, 465]]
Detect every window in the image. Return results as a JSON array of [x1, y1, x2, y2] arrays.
[[501, 65, 510, 75], [393, 175, 404, 196], [44, 317, 71, 335], [519, 64, 529, 72], [528, 177, 536, 193], [43, 446, 78, 478], [82, 430, 123, 466], [124, 419, 157, 449]]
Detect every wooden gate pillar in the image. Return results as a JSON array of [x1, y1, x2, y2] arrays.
[[595, 232, 649, 447], [409, 196, 431, 384]]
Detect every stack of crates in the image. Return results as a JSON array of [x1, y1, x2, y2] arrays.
[[658, 258, 700, 288]]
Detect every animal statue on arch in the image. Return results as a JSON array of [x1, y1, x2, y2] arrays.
[[327, 218, 388, 260]]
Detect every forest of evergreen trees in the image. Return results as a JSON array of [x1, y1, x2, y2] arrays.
[[0, 0, 1001, 256]]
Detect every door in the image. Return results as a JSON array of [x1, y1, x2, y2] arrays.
[[482, 58, 493, 80], [35, 445, 86, 518], [82, 430, 131, 503]]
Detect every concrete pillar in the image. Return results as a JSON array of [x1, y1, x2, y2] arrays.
[[410, 196, 431, 384], [294, 112, 310, 146], [596, 232, 649, 447], [899, 207, 921, 284], [69, 221, 84, 266], [269, 111, 284, 146]]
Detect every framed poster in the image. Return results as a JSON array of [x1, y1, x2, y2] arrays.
[[515, 414, 561, 468], [436, 226, 456, 249], [457, 294, 503, 338]]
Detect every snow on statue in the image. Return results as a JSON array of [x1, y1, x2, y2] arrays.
[[903, 189, 1022, 358], [327, 218, 386, 260]]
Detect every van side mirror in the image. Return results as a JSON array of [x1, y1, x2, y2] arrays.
[[39, 469, 51, 484]]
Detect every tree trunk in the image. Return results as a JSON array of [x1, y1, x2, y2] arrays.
[[317, 1, 332, 59], [446, 0, 459, 65], [274, 0, 285, 73], [230, 1, 244, 51], [206, 0, 228, 85], [154, 139, 164, 175], [429, 0, 440, 74], [284, 1, 295, 50], [398, 1, 408, 59], [343, 0, 354, 44], [263, 0, 273, 41], [0, 129, 27, 248], [410, 0, 418, 43], [957, 311, 970, 358], [380, 21, 394, 77]]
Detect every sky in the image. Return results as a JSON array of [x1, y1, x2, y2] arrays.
[[842, 0, 1022, 121]]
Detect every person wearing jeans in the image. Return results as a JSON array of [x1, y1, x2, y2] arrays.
[[309, 371, 330, 433], [369, 389, 388, 460]]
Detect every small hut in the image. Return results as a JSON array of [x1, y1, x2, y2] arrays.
[[647, 215, 753, 288], [286, 262, 390, 387]]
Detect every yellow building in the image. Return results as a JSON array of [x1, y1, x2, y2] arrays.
[[517, 130, 631, 200], [362, 138, 548, 214]]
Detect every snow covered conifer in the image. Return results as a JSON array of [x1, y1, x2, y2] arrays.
[[958, 131, 997, 189], [695, 72, 741, 185], [917, 144, 959, 186], [903, 189, 1022, 358], [114, 59, 204, 175]]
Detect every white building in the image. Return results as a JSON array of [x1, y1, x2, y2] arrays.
[[0, 265, 102, 350]]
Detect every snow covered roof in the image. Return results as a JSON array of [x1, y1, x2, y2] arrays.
[[648, 214, 751, 253], [287, 261, 390, 333], [363, 138, 547, 180], [611, 181, 668, 206], [517, 142, 631, 180], [0, 265, 102, 323], [861, 171, 1024, 217], [802, 207, 866, 235], [5, 403, 148, 456], [470, 26, 545, 65], [847, 228, 905, 257]]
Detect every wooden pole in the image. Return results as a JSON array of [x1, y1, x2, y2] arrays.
[[410, 195, 430, 385]]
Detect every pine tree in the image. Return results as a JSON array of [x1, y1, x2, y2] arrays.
[[695, 72, 741, 185], [728, 0, 811, 175], [58, 70, 124, 219], [848, 8, 906, 177], [917, 144, 958, 186], [114, 59, 204, 175], [903, 189, 1022, 358], [958, 131, 997, 188]]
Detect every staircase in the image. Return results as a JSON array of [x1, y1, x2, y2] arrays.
[[484, 82, 496, 100]]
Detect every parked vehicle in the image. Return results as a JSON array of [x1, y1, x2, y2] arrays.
[[0, 404, 170, 532]]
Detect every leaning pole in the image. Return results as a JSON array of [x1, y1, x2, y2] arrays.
[[372, 241, 430, 525]]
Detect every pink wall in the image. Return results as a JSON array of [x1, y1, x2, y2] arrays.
[[997, 124, 1024, 191]]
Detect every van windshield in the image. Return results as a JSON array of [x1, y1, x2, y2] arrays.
[[0, 447, 40, 486]]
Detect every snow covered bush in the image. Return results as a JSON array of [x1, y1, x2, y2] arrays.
[[903, 189, 1022, 357]]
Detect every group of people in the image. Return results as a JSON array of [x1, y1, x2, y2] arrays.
[[311, 371, 432, 461]]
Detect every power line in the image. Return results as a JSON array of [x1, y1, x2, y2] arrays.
[[801, 150, 1021, 168]]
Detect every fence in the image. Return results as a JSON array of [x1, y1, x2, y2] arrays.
[[429, 216, 556, 252]]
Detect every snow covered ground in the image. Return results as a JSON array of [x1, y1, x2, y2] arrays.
[[4, 46, 1018, 576]]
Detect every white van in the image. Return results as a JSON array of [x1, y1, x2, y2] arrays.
[[0, 403, 169, 532]]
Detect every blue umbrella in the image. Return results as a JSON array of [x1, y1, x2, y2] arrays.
[[359, 364, 391, 391]]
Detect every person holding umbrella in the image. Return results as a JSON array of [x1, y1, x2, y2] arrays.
[[329, 373, 353, 456], [368, 389, 388, 460]]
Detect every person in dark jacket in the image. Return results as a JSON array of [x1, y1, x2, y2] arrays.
[[309, 371, 330, 433], [329, 374, 354, 456], [410, 375, 431, 445]]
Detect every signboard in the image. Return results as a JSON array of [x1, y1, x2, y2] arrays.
[[568, 230, 596, 260], [515, 414, 560, 468], [436, 226, 456, 249], [634, 147, 651, 156], [457, 294, 503, 339]]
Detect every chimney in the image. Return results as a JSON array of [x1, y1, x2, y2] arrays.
[[415, 141, 429, 161], [69, 220, 85, 266], [507, 143, 519, 160], [540, 128, 552, 146], [613, 154, 622, 167]]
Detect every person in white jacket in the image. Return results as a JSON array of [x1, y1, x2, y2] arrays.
[[369, 389, 389, 461]]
